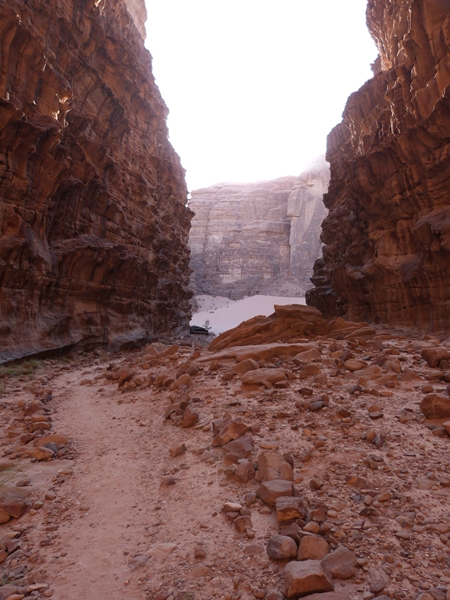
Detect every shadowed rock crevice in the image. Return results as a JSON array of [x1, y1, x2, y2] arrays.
[[0, 0, 192, 362]]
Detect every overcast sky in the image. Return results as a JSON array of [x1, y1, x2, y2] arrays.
[[144, 1, 378, 191]]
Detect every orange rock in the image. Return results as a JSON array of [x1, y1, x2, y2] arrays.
[[34, 434, 68, 449], [420, 394, 450, 418]]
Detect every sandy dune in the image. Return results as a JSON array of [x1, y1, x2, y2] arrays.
[[190, 294, 306, 334]]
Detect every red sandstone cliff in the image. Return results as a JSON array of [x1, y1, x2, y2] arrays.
[[307, 0, 450, 330], [0, 0, 192, 362]]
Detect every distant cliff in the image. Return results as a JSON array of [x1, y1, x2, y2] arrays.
[[189, 157, 329, 299], [0, 0, 192, 361], [307, 0, 450, 331]]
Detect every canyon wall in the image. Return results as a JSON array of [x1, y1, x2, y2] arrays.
[[0, 0, 192, 362], [307, 0, 450, 330], [189, 157, 329, 299]]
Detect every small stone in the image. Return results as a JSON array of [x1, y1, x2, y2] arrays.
[[256, 480, 293, 506], [366, 567, 390, 594], [266, 535, 298, 560], [222, 502, 243, 513], [284, 560, 334, 598], [235, 460, 255, 482], [321, 546, 357, 579], [169, 444, 186, 458], [148, 543, 178, 559], [243, 543, 265, 555], [128, 555, 150, 571], [194, 545, 206, 559], [298, 536, 329, 560], [310, 478, 323, 490], [344, 359, 367, 371], [303, 522, 320, 534], [420, 394, 450, 418], [421, 347, 449, 368], [180, 407, 199, 428], [211, 417, 249, 447], [30, 446, 54, 461], [275, 496, 307, 522], [258, 451, 293, 481], [416, 477, 434, 490], [117, 367, 135, 386]]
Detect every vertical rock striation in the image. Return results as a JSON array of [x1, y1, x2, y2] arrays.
[[189, 158, 329, 300], [0, 0, 192, 362], [307, 0, 450, 330]]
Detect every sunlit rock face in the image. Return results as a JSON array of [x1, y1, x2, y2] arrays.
[[307, 0, 450, 330], [0, 0, 192, 362], [189, 158, 329, 299]]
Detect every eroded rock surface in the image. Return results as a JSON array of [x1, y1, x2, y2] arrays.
[[0, 0, 192, 362], [189, 157, 329, 299], [307, 0, 450, 331]]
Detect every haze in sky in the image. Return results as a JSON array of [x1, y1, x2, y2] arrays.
[[144, 1, 378, 191]]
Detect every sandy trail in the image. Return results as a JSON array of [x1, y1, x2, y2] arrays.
[[1, 326, 450, 600]]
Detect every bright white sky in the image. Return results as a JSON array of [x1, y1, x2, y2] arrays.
[[144, 1, 378, 191]]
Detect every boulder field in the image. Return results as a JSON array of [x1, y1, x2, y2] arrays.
[[0, 305, 450, 599]]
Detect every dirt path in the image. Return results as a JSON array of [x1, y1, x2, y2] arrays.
[[1, 332, 450, 600]]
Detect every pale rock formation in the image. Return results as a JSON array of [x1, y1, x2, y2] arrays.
[[189, 158, 329, 299]]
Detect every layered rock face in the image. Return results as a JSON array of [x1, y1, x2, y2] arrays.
[[307, 0, 450, 330], [189, 158, 329, 299], [0, 0, 192, 362]]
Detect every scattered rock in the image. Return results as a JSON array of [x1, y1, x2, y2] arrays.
[[284, 560, 334, 598], [421, 348, 450, 368], [420, 394, 450, 418], [256, 480, 294, 506], [211, 417, 249, 447], [275, 497, 307, 522], [366, 567, 390, 594], [266, 535, 298, 560], [297, 536, 329, 560], [321, 546, 357, 579], [148, 543, 178, 560], [169, 444, 187, 458], [258, 451, 294, 481]]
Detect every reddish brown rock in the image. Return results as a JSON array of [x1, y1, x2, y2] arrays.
[[275, 497, 307, 522], [209, 305, 328, 352], [284, 560, 334, 598], [307, 0, 450, 331], [0, 487, 29, 522], [298, 536, 330, 561], [180, 407, 199, 428], [211, 417, 248, 447], [256, 480, 294, 506], [0, 0, 192, 362], [266, 535, 298, 560], [233, 359, 260, 375], [34, 434, 68, 449], [258, 451, 294, 482], [223, 433, 253, 460], [421, 348, 450, 368], [241, 368, 288, 388], [321, 547, 357, 579], [420, 394, 450, 418]]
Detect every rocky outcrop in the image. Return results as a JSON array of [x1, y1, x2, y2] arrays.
[[0, 0, 192, 362], [189, 158, 329, 299], [307, 0, 450, 331]]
